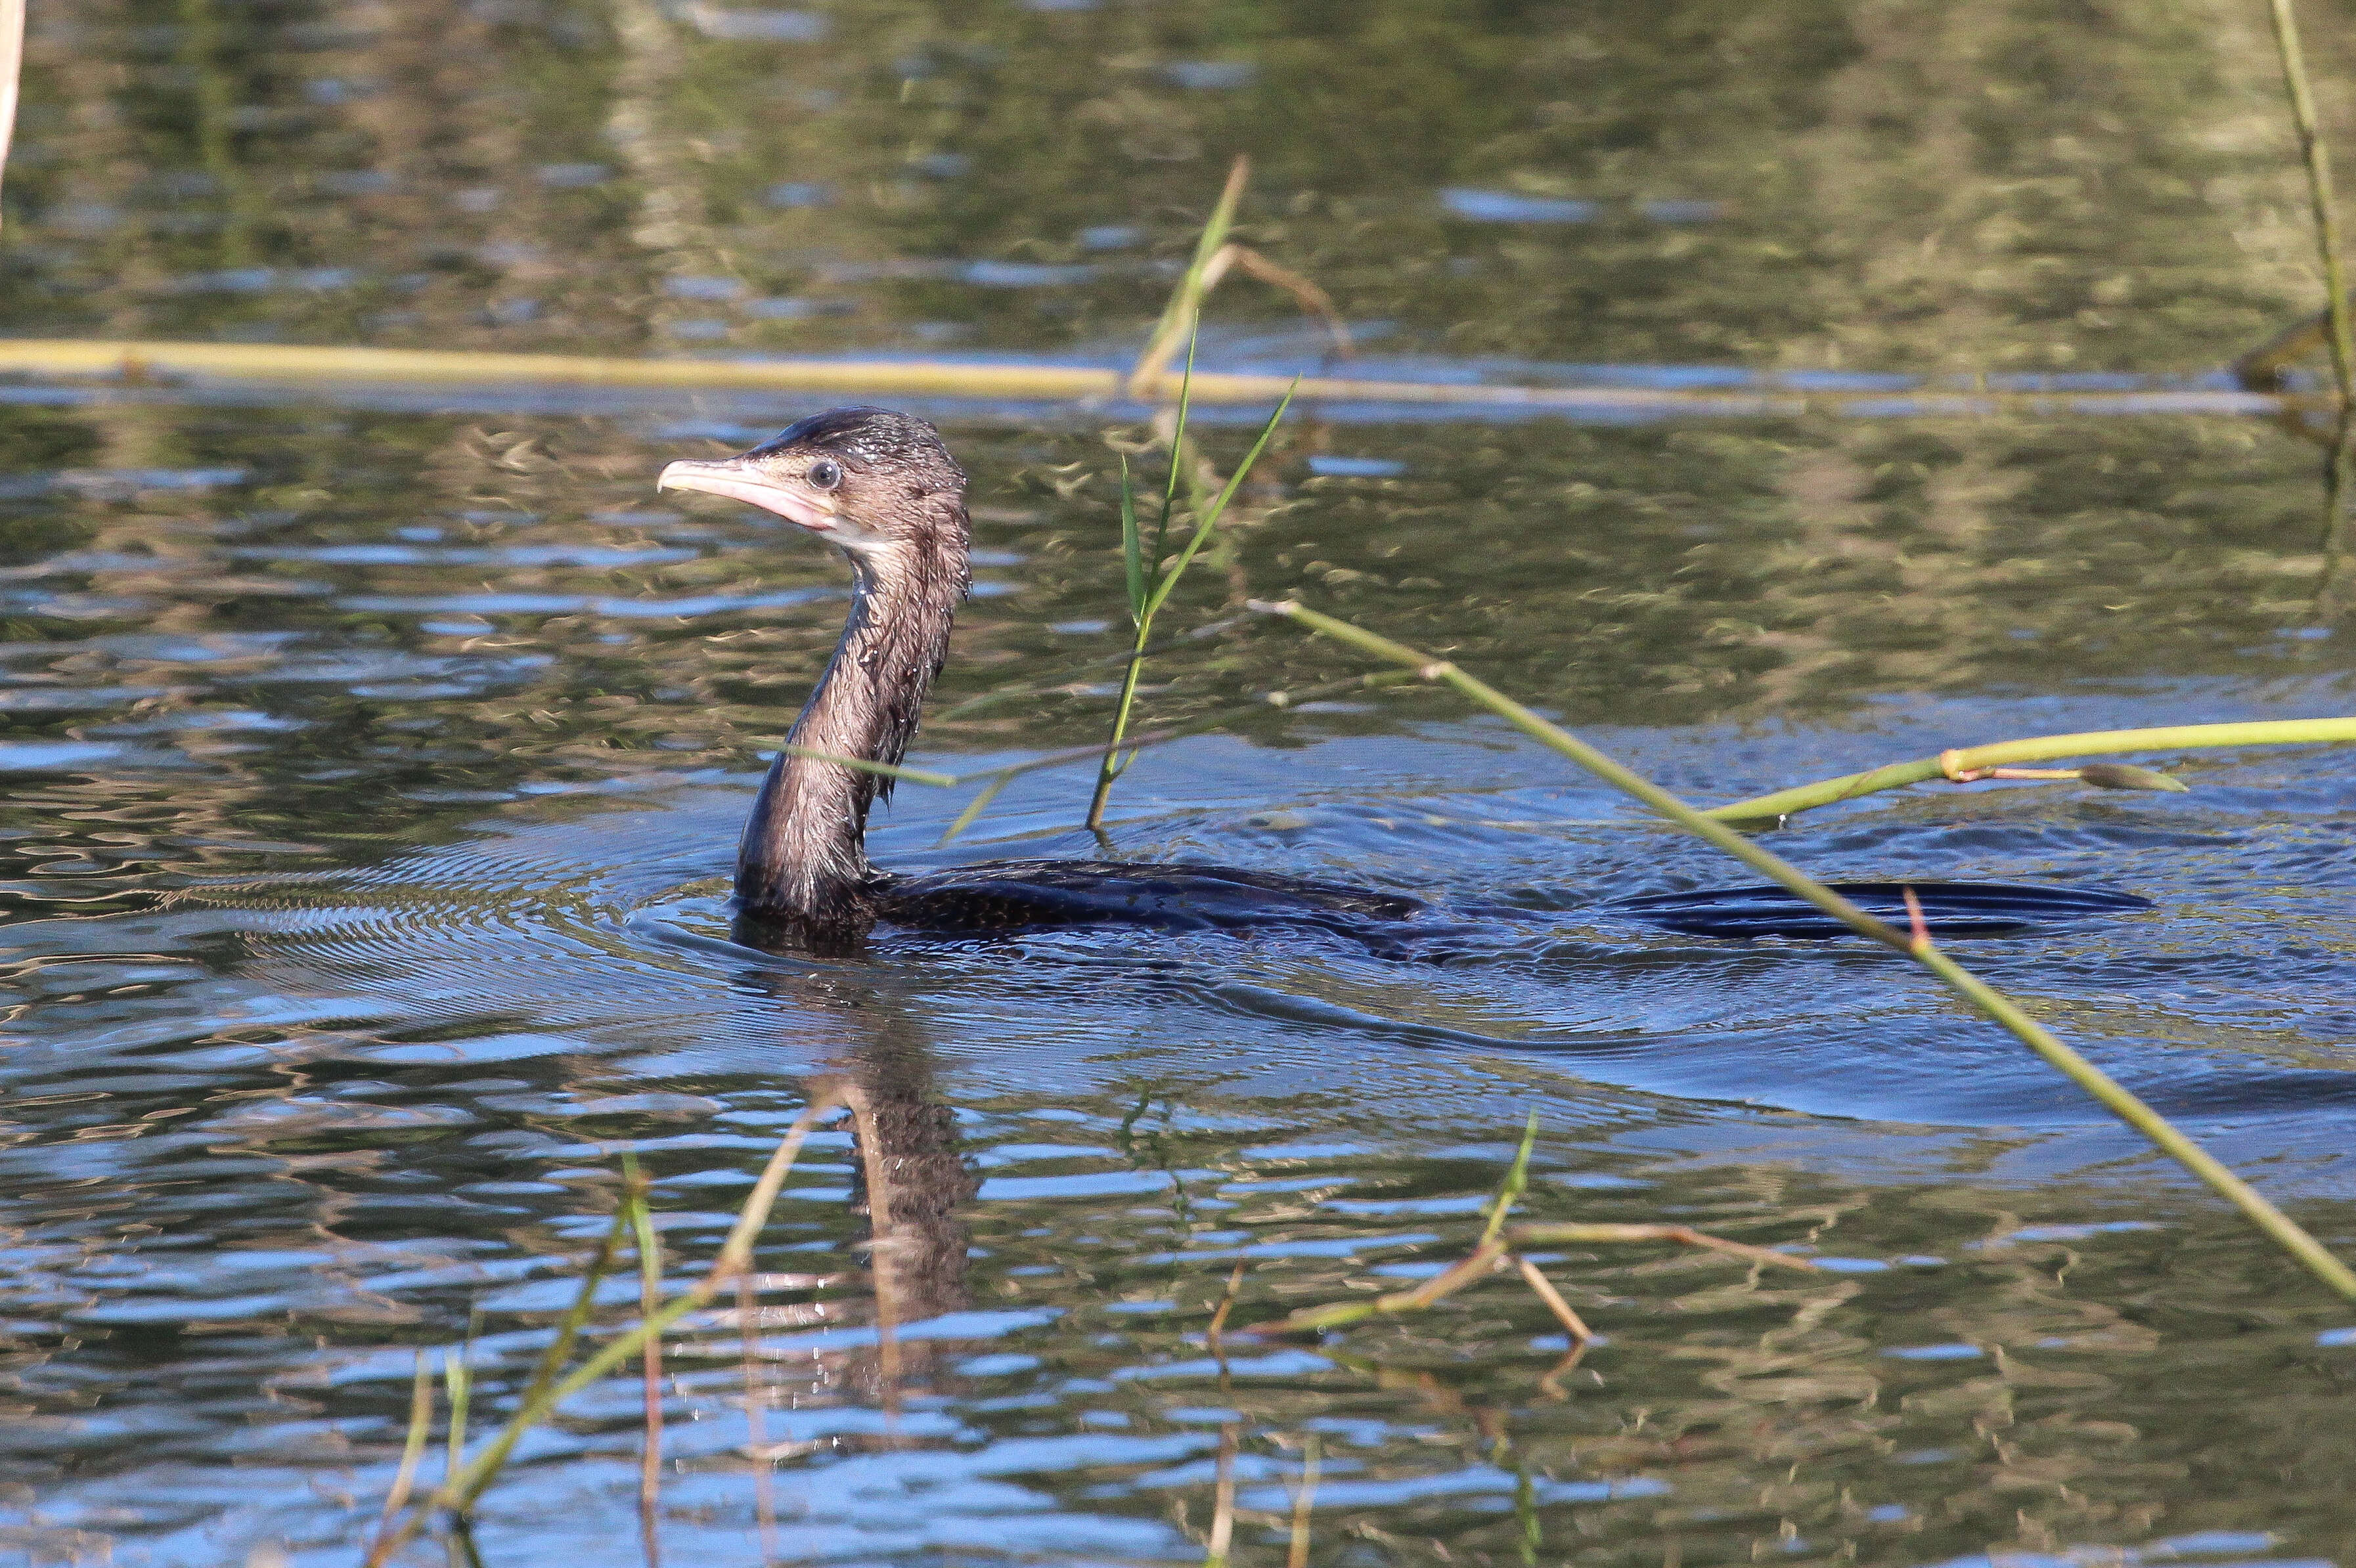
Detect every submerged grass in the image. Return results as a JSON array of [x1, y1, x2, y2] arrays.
[[1252, 596, 2356, 1305]]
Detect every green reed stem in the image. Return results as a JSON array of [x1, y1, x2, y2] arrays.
[[1254, 598, 2356, 1304], [623, 1157, 666, 1568], [1479, 1113, 1540, 1249], [441, 1339, 472, 1495], [438, 1205, 629, 1523], [1703, 718, 2356, 823], [937, 617, 1245, 720], [366, 1093, 848, 1567], [1086, 380, 1295, 830], [1128, 156, 1249, 399], [375, 1353, 434, 1531]]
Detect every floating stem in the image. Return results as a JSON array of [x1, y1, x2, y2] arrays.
[[1253, 598, 2356, 1304], [1702, 718, 2356, 823]]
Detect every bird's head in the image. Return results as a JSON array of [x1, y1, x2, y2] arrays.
[[656, 406, 968, 558]]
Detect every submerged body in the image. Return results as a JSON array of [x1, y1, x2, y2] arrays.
[[659, 408, 2148, 953]]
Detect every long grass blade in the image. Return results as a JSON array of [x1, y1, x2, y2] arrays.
[[1119, 457, 1145, 624], [936, 615, 1245, 719], [1254, 598, 2356, 1305], [937, 773, 1013, 844], [1088, 339, 1205, 829], [1129, 156, 1249, 399], [779, 744, 960, 787], [1087, 379, 1297, 829], [1479, 1113, 1539, 1248], [1142, 383, 1297, 625], [623, 1156, 665, 1568], [450, 1196, 631, 1506], [1704, 718, 2356, 823], [367, 1093, 850, 1568], [441, 1344, 472, 1496], [371, 1352, 435, 1545], [1155, 327, 1201, 562]]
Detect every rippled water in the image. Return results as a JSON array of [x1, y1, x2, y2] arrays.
[[11, 3, 2356, 1567]]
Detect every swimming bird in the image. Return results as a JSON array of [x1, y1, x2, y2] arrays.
[[658, 408, 2146, 951]]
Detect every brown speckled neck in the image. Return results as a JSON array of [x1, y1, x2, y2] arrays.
[[734, 500, 968, 946]]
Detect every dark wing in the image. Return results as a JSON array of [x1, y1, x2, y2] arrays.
[[1605, 881, 2151, 940], [878, 858, 1423, 935]]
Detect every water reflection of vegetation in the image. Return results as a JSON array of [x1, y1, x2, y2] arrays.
[[9, 0, 2353, 372]]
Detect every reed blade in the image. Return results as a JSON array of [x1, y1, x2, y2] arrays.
[[624, 1156, 666, 1568], [1704, 718, 2356, 823], [1479, 1112, 1539, 1248], [366, 1095, 850, 1567], [1254, 598, 2356, 1305], [1119, 456, 1145, 624]]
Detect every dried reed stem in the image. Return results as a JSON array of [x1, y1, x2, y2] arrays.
[[0, 338, 2317, 416], [369, 1353, 434, 1549], [1203, 1422, 1239, 1568]]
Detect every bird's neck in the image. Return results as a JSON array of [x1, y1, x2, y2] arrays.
[[736, 527, 968, 939]]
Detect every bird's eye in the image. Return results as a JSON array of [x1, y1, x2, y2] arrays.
[[806, 458, 843, 490]]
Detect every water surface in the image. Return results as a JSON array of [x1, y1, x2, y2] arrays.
[[6, 4, 2356, 1567]]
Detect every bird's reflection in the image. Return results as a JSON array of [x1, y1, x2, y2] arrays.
[[730, 928, 977, 1410]]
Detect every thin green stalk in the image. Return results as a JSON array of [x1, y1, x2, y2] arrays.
[[1478, 1113, 1540, 1248], [441, 1347, 471, 1494], [935, 615, 1245, 720], [1704, 718, 2356, 823], [1128, 156, 1249, 399], [373, 1353, 434, 1536], [366, 1093, 848, 1567], [623, 1154, 666, 1568], [1086, 382, 1297, 829], [1907, 934, 2356, 1296], [1254, 598, 2356, 1304], [1087, 332, 1201, 830], [434, 1204, 631, 1523]]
